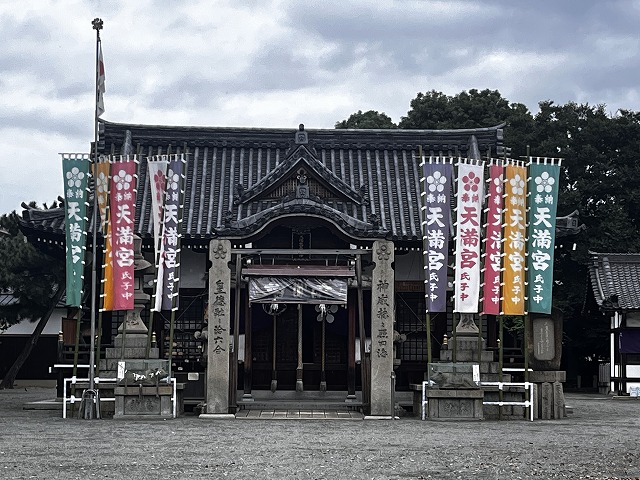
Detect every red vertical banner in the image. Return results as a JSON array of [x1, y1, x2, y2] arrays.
[[482, 163, 504, 315], [109, 156, 138, 311]]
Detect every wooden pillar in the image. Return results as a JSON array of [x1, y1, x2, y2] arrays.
[[296, 304, 304, 392], [230, 254, 242, 411], [347, 292, 356, 399], [243, 290, 253, 400], [356, 256, 369, 410]]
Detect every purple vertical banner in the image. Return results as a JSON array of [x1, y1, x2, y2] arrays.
[[154, 154, 186, 311], [421, 159, 453, 312]]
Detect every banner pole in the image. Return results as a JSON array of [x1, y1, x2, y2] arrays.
[[83, 19, 103, 420], [418, 147, 433, 367], [426, 312, 432, 365]]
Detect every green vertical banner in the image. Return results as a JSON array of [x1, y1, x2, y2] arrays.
[[526, 159, 561, 314], [62, 154, 91, 307]]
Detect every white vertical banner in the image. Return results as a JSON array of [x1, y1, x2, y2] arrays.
[[147, 158, 169, 261], [454, 160, 485, 313]]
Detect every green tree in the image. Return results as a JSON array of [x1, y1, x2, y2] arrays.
[[399, 89, 535, 158], [335, 110, 397, 129], [0, 205, 65, 389], [529, 102, 640, 372]]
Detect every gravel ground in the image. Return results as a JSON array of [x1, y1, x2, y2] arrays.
[[1, 387, 639, 479]]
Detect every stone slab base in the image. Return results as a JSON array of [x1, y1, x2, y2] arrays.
[[363, 415, 395, 420], [199, 413, 236, 420], [529, 370, 566, 383]]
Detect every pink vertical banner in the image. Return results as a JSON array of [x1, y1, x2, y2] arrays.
[[109, 156, 138, 311], [482, 163, 504, 315]]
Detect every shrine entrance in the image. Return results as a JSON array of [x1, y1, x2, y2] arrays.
[[243, 271, 353, 395], [250, 303, 349, 392]]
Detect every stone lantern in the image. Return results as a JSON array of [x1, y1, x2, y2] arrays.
[[117, 235, 153, 336]]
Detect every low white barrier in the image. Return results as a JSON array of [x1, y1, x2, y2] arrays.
[[481, 381, 534, 422], [62, 376, 178, 419], [420, 380, 535, 421]]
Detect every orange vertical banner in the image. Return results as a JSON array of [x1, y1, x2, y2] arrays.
[[502, 163, 527, 315], [93, 160, 114, 311]]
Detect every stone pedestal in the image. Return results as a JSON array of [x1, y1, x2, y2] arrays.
[[113, 383, 183, 419], [426, 389, 484, 420], [530, 370, 567, 419], [370, 240, 394, 416]]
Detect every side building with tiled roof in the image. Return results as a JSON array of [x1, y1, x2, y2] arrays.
[[589, 251, 640, 395]]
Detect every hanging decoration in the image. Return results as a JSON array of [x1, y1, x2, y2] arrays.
[[153, 154, 187, 311], [109, 155, 138, 311], [147, 158, 168, 261], [93, 157, 114, 311], [526, 158, 561, 314], [62, 154, 91, 307], [420, 157, 453, 313], [502, 162, 528, 315], [482, 162, 504, 315], [453, 159, 485, 313]]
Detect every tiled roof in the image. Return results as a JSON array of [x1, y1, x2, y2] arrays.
[[20, 120, 504, 245], [588, 252, 640, 310]]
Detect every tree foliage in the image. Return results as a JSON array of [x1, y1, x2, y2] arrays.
[[335, 110, 397, 129], [0, 206, 64, 331]]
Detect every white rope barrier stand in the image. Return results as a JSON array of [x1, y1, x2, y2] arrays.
[[63, 377, 117, 419], [421, 380, 430, 421], [481, 381, 534, 422]]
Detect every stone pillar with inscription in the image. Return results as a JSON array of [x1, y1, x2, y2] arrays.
[[369, 240, 395, 417], [201, 239, 234, 418]]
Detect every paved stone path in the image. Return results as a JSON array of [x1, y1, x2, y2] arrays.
[[235, 409, 363, 419], [1, 387, 640, 479]]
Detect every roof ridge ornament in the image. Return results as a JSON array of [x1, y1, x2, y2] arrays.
[[295, 124, 308, 144]]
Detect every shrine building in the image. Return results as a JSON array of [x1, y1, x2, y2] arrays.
[[20, 120, 505, 416]]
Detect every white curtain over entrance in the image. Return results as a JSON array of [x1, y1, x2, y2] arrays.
[[248, 277, 347, 304]]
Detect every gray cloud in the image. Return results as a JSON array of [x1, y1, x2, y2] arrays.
[[2, 0, 640, 214]]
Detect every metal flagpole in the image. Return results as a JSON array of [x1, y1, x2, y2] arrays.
[[82, 17, 103, 420]]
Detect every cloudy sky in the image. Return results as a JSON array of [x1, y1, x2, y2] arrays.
[[1, 0, 639, 215]]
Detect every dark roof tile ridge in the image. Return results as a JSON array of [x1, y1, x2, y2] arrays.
[[101, 119, 505, 135]]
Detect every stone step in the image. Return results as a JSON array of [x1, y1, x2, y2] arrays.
[[105, 347, 159, 359], [440, 350, 494, 362], [113, 335, 151, 348]]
